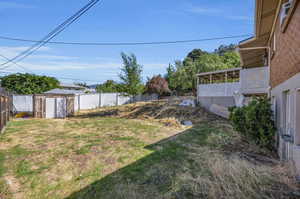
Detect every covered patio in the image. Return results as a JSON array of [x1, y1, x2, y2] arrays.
[[197, 68, 241, 97]]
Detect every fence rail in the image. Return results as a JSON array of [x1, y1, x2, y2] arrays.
[[0, 89, 11, 133]]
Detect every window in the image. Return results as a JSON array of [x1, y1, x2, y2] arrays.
[[280, 0, 294, 25]]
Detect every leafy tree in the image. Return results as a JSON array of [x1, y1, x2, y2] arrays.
[[164, 64, 175, 83], [1, 73, 59, 94], [167, 54, 229, 93], [145, 75, 170, 96], [185, 49, 208, 62], [96, 80, 124, 93], [214, 44, 236, 56], [221, 51, 241, 68], [119, 52, 144, 95], [165, 44, 241, 94]]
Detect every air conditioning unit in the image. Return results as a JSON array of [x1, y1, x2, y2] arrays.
[[280, 0, 293, 25]]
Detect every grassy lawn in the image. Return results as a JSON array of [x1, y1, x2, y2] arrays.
[[0, 102, 298, 199]]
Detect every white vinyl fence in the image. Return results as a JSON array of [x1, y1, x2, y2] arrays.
[[13, 95, 33, 113], [76, 93, 158, 111], [13, 93, 158, 113]]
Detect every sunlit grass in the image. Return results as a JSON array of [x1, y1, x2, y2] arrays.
[[0, 102, 297, 199]]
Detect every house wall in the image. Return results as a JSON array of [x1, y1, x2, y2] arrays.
[[271, 72, 300, 175], [270, 2, 300, 88], [269, 1, 300, 175]]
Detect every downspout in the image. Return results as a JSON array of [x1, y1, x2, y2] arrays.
[[238, 46, 272, 97]]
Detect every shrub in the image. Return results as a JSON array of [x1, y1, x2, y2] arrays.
[[145, 75, 171, 96], [229, 98, 276, 150]]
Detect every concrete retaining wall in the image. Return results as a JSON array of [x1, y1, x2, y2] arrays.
[[197, 96, 235, 110]]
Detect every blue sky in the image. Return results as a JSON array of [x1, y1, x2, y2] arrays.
[[0, 0, 255, 84]]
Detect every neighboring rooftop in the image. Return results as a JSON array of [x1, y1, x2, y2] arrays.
[[45, 88, 86, 95], [60, 83, 85, 90]]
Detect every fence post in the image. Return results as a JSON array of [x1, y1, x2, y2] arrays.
[[78, 95, 81, 111], [99, 93, 102, 108], [0, 97, 2, 132], [116, 93, 119, 106]]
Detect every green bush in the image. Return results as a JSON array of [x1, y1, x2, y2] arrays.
[[229, 98, 276, 150]]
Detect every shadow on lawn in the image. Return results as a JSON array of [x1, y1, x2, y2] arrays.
[[64, 118, 294, 199]]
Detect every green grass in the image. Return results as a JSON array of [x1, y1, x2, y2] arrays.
[[0, 103, 297, 199], [0, 151, 5, 177], [15, 160, 33, 177]]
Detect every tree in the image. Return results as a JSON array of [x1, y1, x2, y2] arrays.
[[167, 54, 228, 93], [185, 49, 208, 62], [221, 51, 241, 68], [1, 73, 59, 94], [214, 44, 236, 56], [165, 44, 241, 94], [96, 80, 123, 93], [145, 75, 170, 96], [119, 52, 144, 95]]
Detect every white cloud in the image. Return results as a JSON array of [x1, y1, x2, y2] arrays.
[[227, 15, 253, 21], [29, 55, 78, 61], [186, 7, 221, 15], [184, 5, 252, 21], [0, 46, 50, 58], [18, 61, 121, 71], [0, 2, 35, 9]]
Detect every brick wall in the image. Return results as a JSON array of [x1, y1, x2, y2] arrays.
[[270, 2, 300, 88]]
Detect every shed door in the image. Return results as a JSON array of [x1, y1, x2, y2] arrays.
[[56, 98, 67, 118], [46, 98, 55, 119]]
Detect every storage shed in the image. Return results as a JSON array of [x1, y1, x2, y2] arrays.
[[33, 94, 75, 119]]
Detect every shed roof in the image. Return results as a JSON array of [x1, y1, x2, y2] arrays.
[[59, 83, 85, 89]]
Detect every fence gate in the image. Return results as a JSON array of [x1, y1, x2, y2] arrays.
[[56, 98, 67, 118], [45, 98, 55, 119], [33, 95, 46, 118], [45, 98, 67, 119]]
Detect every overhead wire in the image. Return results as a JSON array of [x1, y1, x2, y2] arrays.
[[0, 0, 102, 68], [0, 34, 252, 46]]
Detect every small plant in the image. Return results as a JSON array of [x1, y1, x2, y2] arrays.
[[229, 98, 276, 150]]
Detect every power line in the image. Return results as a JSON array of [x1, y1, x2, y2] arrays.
[[0, 53, 34, 72], [0, 34, 252, 46], [0, 0, 102, 68]]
